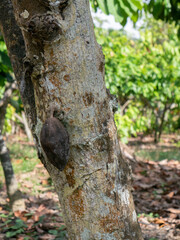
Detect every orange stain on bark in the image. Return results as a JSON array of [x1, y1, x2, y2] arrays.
[[100, 204, 123, 234], [68, 188, 85, 218], [64, 162, 76, 187]]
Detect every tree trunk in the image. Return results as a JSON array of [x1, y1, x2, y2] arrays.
[[0, 130, 25, 212], [0, 83, 25, 212], [14, 111, 33, 141], [158, 104, 168, 141], [0, 0, 143, 239]]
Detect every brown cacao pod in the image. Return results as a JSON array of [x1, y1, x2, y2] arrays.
[[40, 117, 69, 170]]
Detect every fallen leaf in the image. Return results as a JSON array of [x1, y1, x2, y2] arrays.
[[136, 182, 157, 189], [36, 163, 44, 168], [166, 191, 174, 198], [39, 234, 55, 240], [17, 236, 24, 240], [14, 211, 29, 221], [41, 180, 48, 185], [167, 208, 180, 214], [153, 218, 165, 224], [168, 213, 177, 219], [35, 225, 44, 233], [173, 196, 180, 200], [27, 219, 34, 230], [37, 204, 46, 213], [16, 159, 23, 164], [23, 182, 33, 188], [159, 224, 166, 228]]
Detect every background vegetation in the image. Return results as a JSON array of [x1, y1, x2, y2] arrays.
[[95, 19, 180, 143]]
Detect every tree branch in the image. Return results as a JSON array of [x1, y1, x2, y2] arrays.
[[0, 82, 17, 108]]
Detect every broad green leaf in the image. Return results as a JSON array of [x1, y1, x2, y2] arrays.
[[130, 0, 143, 10], [126, 0, 138, 12], [107, 0, 124, 23], [92, 0, 179, 27], [119, 0, 133, 18], [96, 0, 109, 14]]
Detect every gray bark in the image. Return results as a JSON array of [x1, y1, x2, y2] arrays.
[[0, 0, 143, 239], [14, 111, 33, 141]]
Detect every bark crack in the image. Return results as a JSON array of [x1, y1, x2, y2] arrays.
[[80, 168, 102, 179]]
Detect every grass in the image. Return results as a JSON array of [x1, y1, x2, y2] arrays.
[[0, 141, 40, 179], [8, 142, 39, 173], [135, 148, 180, 162], [8, 142, 37, 160]]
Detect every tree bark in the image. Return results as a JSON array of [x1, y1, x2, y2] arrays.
[[0, 83, 25, 212], [0, 130, 25, 212], [14, 111, 33, 141], [1, 0, 143, 239]]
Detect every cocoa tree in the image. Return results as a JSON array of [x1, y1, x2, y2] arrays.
[[0, 0, 143, 239]]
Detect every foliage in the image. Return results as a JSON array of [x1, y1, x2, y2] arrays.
[[95, 19, 180, 142], [0, 36, 13, 87], [146, 0, 180, 23], [3, 104, 16, 132], [0, 36, 24, 134], [3, 97, 24, 134], [91, 0, 143, 26], [0, 213, 27, 238], [5, 218, 27, 238], [114, 104, 148, 143], [0, 212, 66, 239], [91, 0, 180, 35]]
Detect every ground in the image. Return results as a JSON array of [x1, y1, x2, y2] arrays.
[[0, 133, 180, 240]]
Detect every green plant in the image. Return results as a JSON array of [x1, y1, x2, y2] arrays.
[[5, 218, 27, 238], [95, 19, 180, 142], [0, 213, 28, 239], [47, 225, 67, 240], [91, 0, 180, 36], [175, 140, 180, 147], [138, 212, 159, 219], [0, 36, 24, 134]]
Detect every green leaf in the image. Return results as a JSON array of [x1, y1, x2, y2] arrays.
[[0, 51, 11, 68], [93, 0, 179, 27], [96, 0, 109, 14], [115, 1, 128, 26], [119, 0, 133, 18], [48, 229, 58, 235], [130, 0, 143, 10], [126, 0, 138, 12], [152, 0, 164, 19], [6, 229, 24, 238]]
